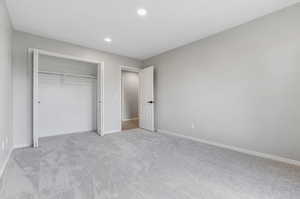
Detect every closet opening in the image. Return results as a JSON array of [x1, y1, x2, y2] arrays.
[[31, 49, 104, 147]]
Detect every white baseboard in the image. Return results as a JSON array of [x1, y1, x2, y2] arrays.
[[40, 129, 96, 138], [0, 147, 13, 179], [103, 129, 121, 135], [14, 143, 32, 149], [158, 129, 300, 167], [14, 130, 97, 149], [122, 117, 138, 122]]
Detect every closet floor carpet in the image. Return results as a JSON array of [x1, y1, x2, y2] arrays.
[[0, 129, 300, 199]]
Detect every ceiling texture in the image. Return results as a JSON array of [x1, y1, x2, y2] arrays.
[[6, 0, 300, 59]]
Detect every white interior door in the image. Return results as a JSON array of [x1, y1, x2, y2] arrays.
[[139, 66, 154, 131], [33, 49, 39, 147]]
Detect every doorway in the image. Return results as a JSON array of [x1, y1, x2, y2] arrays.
[[121, 66, 140, 130], [120, 65, 155, 132]]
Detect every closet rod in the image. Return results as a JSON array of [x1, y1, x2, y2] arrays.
[[38, 70, 96, 79]]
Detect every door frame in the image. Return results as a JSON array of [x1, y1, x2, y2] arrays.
[[30, 48, 104, 148], [119, 66, 141, 130]]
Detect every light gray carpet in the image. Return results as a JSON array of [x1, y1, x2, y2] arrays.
[[0, 129, 300, 199]]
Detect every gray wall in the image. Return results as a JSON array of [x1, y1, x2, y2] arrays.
[[122, 71, 139, 120], [0, 0, 13, 177], [12, 31, 142, 147], [144, 4, 300, 161]]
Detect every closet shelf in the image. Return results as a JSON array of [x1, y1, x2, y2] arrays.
[[38, 70, 96, 79]]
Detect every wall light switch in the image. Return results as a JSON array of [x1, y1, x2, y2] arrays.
[[191, 123, 195, 129]]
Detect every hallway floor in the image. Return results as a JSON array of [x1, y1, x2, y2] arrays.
[[122, 119, 139, 130], [1, 129, 300, 199]]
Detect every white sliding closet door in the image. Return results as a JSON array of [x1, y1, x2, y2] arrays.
[[33, 49, 39, 148], [38, 75, 97, 137], [97, 64, 103, 135]]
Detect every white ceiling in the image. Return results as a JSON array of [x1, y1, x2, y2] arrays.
[[6, 0, 300, 60]]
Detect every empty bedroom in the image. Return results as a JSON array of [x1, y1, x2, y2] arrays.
[[0, 0, 300, 198]]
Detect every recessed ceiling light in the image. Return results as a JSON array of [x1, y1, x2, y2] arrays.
[[104, 37, 112, 43], [137, 8, 147, 16]]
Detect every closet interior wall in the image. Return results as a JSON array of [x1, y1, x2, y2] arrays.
[[37, 54, 98, 138]]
